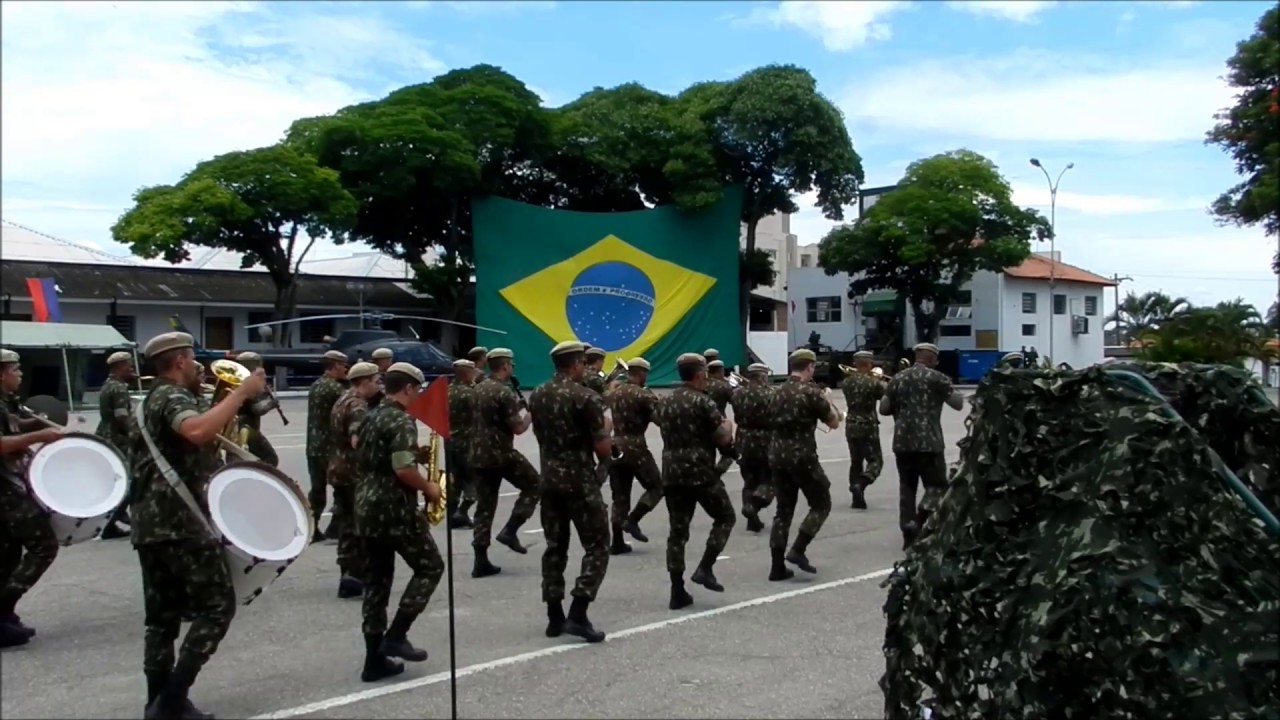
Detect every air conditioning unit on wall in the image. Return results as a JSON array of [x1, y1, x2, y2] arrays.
[[1071, 315, 1088, 335]]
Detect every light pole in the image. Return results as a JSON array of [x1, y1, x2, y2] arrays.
[[1029, 158, 1073, 363]]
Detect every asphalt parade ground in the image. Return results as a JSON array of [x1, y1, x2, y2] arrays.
[[3, 392, 974, 718]]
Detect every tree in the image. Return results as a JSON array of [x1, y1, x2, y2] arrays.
[[678, 65, 863, 353], [1138, 298, 1272, 365], [1269, 300, 1279, 334], [1107, 290, 1192, 343], [818, 150, 1050, 345], [112, 145, 358, 346], [1205, 5, 1279, 273]]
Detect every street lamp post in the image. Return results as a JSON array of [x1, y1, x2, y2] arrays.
[[1029, 158, 1074, 364]]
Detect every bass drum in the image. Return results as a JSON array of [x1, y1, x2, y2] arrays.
[[27, 433, 130, 546], [206, 461, 313, 606]]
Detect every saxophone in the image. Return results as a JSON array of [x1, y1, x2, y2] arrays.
[[422, 432, 448, 526]]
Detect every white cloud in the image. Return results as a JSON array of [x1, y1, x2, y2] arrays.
[[741, 1, 909, 52], [841, 51, 1235, 143], [945, 1, 1056, 23], [406, 0, 557, 13], [1010, 183, 1208, 215]]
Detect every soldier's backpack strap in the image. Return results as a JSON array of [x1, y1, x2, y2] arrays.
[[134, 387, 221, 541]]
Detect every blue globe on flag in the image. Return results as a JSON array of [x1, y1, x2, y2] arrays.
[[565, 261, 656, 351]]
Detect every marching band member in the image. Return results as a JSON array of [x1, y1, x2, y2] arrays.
[[330, 361, 382, 600], [467, 346, 489, 375], [232, 352, 279, 467], [705, 360, 736, 476], [306, 350, 350, 542], [729, 363, 775, 533], [97, 350, 138, 539], [528, 341, 611, 643], [702, 348, 720, 364], [604, 357, 664, 554], [767, 349, 839, 581], [445, 359, 478, 529], [879, 342, 964, 549], [367, 348, 393, 408], [581, 346, 607, 394], [658, 353, 737, 610], [467, 348, 540, 577], [354, 362, 444, 682], [840, 350, 885, 510], [0, 349, 62, 647], [998, 351, 1025, 369], [129, 332, 266, 719]]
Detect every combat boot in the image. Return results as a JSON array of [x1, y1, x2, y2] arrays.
[[768, 547, 794, 582], [2, 611, 34, 639], [563, 596, 605, 643], [471, 548, 501, 578], [624, 507, 650, 543], [668, 572, 693, 610], [361, 632, 405, 683], [744, 512, 764, 533], [449, 508, 473, 529], [337, 576, 364, 599], [380, 610, 428, 662], [0, 622, 30, 649], [145, 669, 169, 706], [851, 481, 867, 510], [785, 531, 817, 574], [901, 522, 919, 550], [144, 662, 212, 720], [495, 520, 528, 554], [311, 515, 327, 544], [545, 600, 565, 638], [689, 548, 724, 592], [609, 525, 632, 555]]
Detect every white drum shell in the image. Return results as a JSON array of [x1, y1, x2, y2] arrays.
[[27, 434, 129, 547], [207, 463, 311, 606]]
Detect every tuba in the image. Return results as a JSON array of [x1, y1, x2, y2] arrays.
[[422, 432, 448, 526], [209, 359, 253, 449], [605, 357, 629, 384]]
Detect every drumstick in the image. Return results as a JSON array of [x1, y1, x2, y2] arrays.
[[19, 406, 69, 432], [215, 434, 261, 463]]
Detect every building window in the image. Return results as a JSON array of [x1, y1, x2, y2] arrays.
[[108, 315, 136, 342], [204, 316, 234, 349], [1084, 296, 1099, 316], [953, 289, 973, 306], [1021, 292, 1037, 314], [1021, 323, 1036, 336], [939, 324, 971, 337], [800, 255, 812, 268], [1053, 294, 1067, 315], [805, 296, 842, 324], [299, 316, 337, 344]]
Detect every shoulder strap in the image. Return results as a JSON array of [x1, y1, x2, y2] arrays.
[[134, 387, 220, 540]]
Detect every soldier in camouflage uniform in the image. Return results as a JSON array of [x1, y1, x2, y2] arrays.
[[702, 348, 719, 364], [366, 348, 394, 408], [330, 362, 383, 600], [306, 350, 350, 542], [998, 351, 1024, 369], [528, 341, 612, 643], [879, 342, 965, 549], [705, 359, 737, 476], [467, 348, 540, 577], [604, 357, 664, 554], [128, 332, 267, 719], [0, 349, 63, 647], [354, 362, 444, 682], [730, 362, 775, 533], [467, 346, 490, 374], [445, 359, 478, 529], [581, 346, 607, 395], [97, 350, 138, 539], [657, 353, 738, 610], [840, 350, 885, 510], [232, 352, 280, 467], [768, 348, 839, 581]]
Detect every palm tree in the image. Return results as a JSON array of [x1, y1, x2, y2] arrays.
[[1108, 290, 1191, 343], [1139, 298, 1271, 366]]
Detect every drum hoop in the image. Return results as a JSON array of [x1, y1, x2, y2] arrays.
[[27, 432, 129, 518], [207, 461, 312, 561]]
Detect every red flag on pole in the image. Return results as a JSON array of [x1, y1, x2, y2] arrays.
[[406, 376, 451, 439]]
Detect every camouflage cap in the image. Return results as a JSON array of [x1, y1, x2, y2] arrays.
[[488, 348, 514, 360], [452, 359, 475, 369], [913, 342, 939, 354], [747, 363, 769, 374], [584, 346, 606, 358], [347, 361, 380, 381], [703, 348, 719, 358], [371, 348, 394, 360], [323, 350, 349, 363], [0, 349, 19, 364], [236, 351, 262, 364], [853, 350, 874, 360], [143, 332, 194, 358], [676, 352, 706, 367], [789, 348, 817, 362], [707, 359, 725, 369], [551, 340, 585, 357], [628, 357, 650, 371], [386, 361, 425, 384], [106, 351, 133, 366]]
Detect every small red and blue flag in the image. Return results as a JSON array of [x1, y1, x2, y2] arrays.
[[25, 277, 62, 323]]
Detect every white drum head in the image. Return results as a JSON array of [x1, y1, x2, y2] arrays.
[[29, 435, 128, 518], [208, 465, 309, 562]]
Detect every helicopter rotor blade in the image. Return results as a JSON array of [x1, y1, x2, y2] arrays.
[[244, 314, 370, 330], [382, 314, 508, 335]]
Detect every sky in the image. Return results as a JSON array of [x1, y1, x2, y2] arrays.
[[2, 0, 1277, 320]]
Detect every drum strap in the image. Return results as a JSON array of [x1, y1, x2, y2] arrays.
[[134, 394, 222, 542]]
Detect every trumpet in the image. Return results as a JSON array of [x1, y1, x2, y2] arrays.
[[420, 432, 448, 526], [605, 357, 629, 384], [838, 364, 857, 376], [871, 366, 889, 381], [816, 387, 846, 434]]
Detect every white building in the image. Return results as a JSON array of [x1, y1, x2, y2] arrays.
[[786, 251, 1115, 370]]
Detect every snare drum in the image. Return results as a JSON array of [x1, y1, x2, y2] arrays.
[[206, 461, 313, 606], [26, 433, 130, 546]]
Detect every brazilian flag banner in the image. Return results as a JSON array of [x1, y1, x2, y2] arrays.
[[473, 189, 743, 387]]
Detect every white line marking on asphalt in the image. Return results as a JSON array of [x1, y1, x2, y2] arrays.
[[499, 491, 519, 497], [716, 554, 730, 560], [521, 528, 542, 534], [266, 433, 305, 439], [250, 566, 893, 719]]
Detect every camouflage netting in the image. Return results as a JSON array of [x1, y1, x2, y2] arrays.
[[882, 363, 1280, 720]]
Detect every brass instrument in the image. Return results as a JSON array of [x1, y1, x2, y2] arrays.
[[838, 364, 857, 376], [421, 432, 448, 526], [871, 366, 889, 382], [898, 358, 911, 370], [605, 357, 629, 384], [209, 359, 253, 450], [728, 370, 745, 389]]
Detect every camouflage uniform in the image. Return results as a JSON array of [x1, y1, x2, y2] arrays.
[[705, 377, 734, 415], [582, 372, 607, 396], [730, 382, 775, 524], [528, 373, 610, 604], [605, 382, 664, 549], [306, 375, 345, 528], [236, 398, 278, 468], [445, 379, 478, 515], [656, 387, 736, 578], [882, 365, 953, 533], [467, 378, 540, 553], [839, 372, 884, 494], [354, 399, 445, 636], [0, 392, 59, 625], [329, 388, 369, 580], [96, 376, 134, 453], [128, 380, 236, 702], [768, 378, 833, 564]]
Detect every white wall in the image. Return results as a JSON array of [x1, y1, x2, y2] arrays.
[[999, 278, 1106, 368], [785, 266, 862, 351], [742, 213, 798, 304]]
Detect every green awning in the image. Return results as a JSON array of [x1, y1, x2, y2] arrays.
[[0, 321, 134, 349], [862, 291, 899, 315]]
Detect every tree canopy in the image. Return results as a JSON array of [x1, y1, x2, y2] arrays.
[[1136, 298, 1273, 366], [817, 149, 1050, 345], [1107, 290, 1192, 343], [1205, 5, 1279, 272]]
